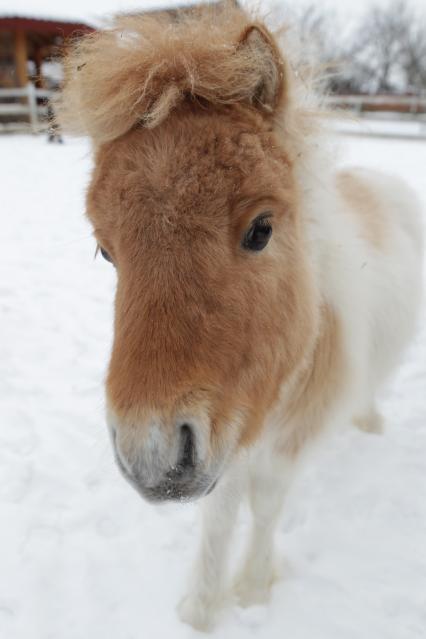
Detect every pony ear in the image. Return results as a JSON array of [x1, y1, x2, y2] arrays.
[[238, 24, 286, 113]]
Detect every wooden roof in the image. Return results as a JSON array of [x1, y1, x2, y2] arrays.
[[0, 16, 93, 35]]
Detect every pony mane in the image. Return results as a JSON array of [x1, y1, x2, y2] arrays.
[[57, 6, 296, 144]]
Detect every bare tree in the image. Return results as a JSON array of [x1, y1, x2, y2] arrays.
[[349, 1, 426, 94], [265, 0, 426, 95], [266, 2, 347, 92], [401, 19, 426, 92], [290, 3, 337, 66]]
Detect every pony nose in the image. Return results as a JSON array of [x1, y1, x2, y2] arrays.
[[112, 422, 199, 501], [175, 424, 196, 474]]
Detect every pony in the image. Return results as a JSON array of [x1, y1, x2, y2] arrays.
[[58, 6, 423, 630]]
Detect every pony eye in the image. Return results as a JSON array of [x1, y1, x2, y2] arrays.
[[100, 246, 114, 263], [242, 214, 273, 252]]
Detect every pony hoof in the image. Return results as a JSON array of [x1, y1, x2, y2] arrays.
[[233, 575, 273, 608], [177, 593, 218, 632], [354, 411, 384, 435]]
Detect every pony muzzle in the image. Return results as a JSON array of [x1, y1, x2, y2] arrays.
[[108, 415, 216, 502]]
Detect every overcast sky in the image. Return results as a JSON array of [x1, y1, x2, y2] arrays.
[[255, 0, 426, 24], [1, 0, 425, 26]]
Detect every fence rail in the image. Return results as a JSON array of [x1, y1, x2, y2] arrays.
[[1, 84, 426, 135], [0, 84, 54, 132], [326, 94, 426, 115]]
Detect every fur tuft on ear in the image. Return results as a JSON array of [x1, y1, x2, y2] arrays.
[[238, 24, 286, 113], [57, 8, 290, 144]]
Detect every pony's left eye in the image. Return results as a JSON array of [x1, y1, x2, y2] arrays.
[[242, 214, 273, 252], [99, 246, 113, 263]]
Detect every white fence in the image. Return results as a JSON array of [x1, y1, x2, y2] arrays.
[[0, 84, 54, 133], [1, 84, 426, 135]]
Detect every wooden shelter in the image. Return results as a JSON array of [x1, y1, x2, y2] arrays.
[[0, 15, 93, 88]]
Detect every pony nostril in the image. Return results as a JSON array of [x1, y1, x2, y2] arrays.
[[178, 424, 196, 471]]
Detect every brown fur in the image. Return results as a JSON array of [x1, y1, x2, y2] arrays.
[[88, 106, 317, 446], [337, 170, 386, 249]]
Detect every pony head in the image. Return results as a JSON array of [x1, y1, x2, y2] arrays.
[[59, 8, 319, 501]]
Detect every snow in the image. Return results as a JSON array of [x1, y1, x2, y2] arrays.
[[0, 129, 425, 639]]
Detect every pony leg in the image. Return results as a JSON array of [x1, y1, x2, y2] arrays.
[[178, 462, 244, 631], [234, 456, 294, 607]]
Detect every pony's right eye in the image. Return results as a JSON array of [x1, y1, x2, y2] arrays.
[[242, 213, 273, 252], [100, 246, 113, 263]]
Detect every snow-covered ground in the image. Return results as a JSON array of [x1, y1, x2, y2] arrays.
[[0, 130, 425, 639]]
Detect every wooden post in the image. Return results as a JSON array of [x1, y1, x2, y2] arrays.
[[27, 83, 38, 133], [34, 47, 44, 88], [14, 29, 28, 87]]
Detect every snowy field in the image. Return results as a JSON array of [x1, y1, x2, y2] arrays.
[[0, 130, 425, 639]]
